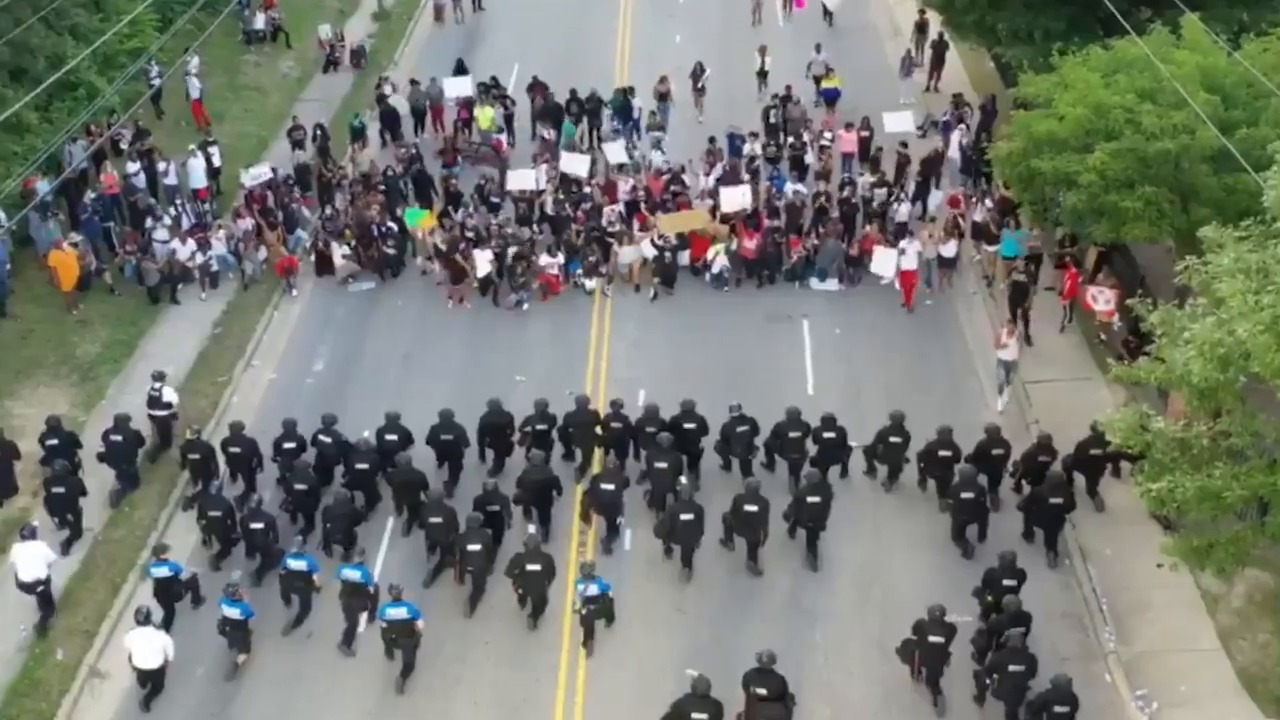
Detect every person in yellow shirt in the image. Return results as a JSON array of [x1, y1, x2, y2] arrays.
[[46, 238, 82, 314], [475, 102, 497, 137]]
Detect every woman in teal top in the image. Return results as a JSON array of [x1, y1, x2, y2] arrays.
[[998, 219, 1027, 261]]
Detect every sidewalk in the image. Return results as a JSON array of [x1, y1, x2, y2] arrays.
[[0, 1, 394, 696], [878, 2, 1269, 718]]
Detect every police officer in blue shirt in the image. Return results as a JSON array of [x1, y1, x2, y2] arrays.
[[217, 581, 255, 681], [278, 536, 321, 636], [573, 560, 615, 658], [378, 583, 424, 695], [336, 547, 379, 656], [147, 543, 205, 632]]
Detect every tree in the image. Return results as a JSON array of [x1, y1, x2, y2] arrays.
[[991, 20, 1280, 251], [1104, 150, 1280, 571]]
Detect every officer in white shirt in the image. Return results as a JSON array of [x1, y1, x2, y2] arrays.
[[145, 369, 181, 463], [9, 523, 57, 636], [124, 605, 174, 712]]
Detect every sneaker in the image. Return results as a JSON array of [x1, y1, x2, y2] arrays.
[[290, 288, 298, 297], [996, 393, 1007, 413], [199, 292, 207, 301]]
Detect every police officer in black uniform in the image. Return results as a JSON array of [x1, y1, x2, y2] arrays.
[[582, 456, 629, 554], [641, 432, 684, 515], [810, 412, 850, 481], [285, 457, 322, 541], [559, 394, 601, 480], [219, 420, 264, 509], [947, 464, 989, 559], [784, 469, 832, 571], [344, 437, 383, 512], [973, 631, 1037, 719], [1011, 431, 1057, 495], [41, 459, 87, 556], [456, 512, 495, 618], [504, 533, 557, 629], [633, 402, 667, 461], [905, 603, 957, 717], [421, 487, 460, 587], [279, 536, 322, 635], [148, 542, 205, 632], [238, 494, 280, 586], [974, 550, 1027, 623], [271, 417, 309, 486], [374, 411, 415, 474], [721, 477, 771, 577], [322, 488, 366, 560], [971, 594, 1033, 665], [477, 398, 516, 476], [667, 399, 710, 482], [515, 450, 564, 541], [144, 369, 179, 463], [98, 412, 147, 504], [663, 674, 725, 720], [311, 412, 351, 489], [179, 426, 220, 512], [657, 484, 704, 580], [426, 408, 471, 497], [472, 478, 513, 562], [916, 425, 962, 513], [38, 415, 83, 475], [378, 583, 424, 695], [1025, 673, 1080, 719], [518, 398, 558, 459], [715, 403, 760, 480], [196, 479, 239, 570], [336, 547, 379, 657], [389, 453, 430, 537], [739, 649, 795, 720], [600, 398, 637, 470], [966, 423, 1012, 510], [1065, 422, 1111, 512], [863, 410, 911, 491], [1018, 469, 1076, 567], [763, 407, 811, 492]]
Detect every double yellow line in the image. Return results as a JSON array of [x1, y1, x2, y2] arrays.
[[552, 0, 631, 714]]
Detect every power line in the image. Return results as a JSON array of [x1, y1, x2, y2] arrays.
[[1171, 0, 1280, 102], [0, 0, 221, 201], [0, 0, 156, 127], [1099, 0, 1265, 188], [7, 0, 240, 232], [0, 0, 71, 49]]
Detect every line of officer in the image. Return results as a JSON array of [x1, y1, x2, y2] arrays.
[[374, 410, 416, 475], [477, 398, 516, 476], [421, 487, 460, 588], [784, 469, 831, 572], [901, 603, 957, 717], [427, 408, 471, 497], [668, 399, 710, 482], [216, 581, 254, 680], [715, 403, 760, 479], [974, 550, 1028, 623], [514, 449, 563, 541], [1064, 422, 1110, 512], [455, 512, 495, 618], [1011, 431, 1057, 496], [336, 547, 379, 656], [1017, 469, 1077, 567], [144, 369, 180, 463], [322, 488, 366, 560], [863, 410, 911, 491], [574, 560, 616, 657], [377, 583, 424, 694], [271, 418, 309, 486], [518, 398, 558, 459], [178, 426, 219, 512], [656, 484, 704, 580], [38, 414, 83, 476], [973, 630, 1038, 719], [311, 413, 351, 489], [600, 398, 637, 470], [582, 456, 629, 554], [472, 478, 513, 562], [720, 477, 770, 576], [238, 494, 280, 586], [504, 533, 557, 629], [663, 673, 725, 720], [810, 412, 851, 481], [196, 479, 238, 571], [916, 425, 962, 513], [560, 394, 601, 481], [41, 459, 87, 556], [344, 437, 383, 512], [970, 594, 1033, 666], [219, 420, 264, 509], [284, 458, 322, 540], [739, 649, 795, 720], [389, 452, 430, 537], [966, 423, 1012, 510], [147, 542, 205, 632], [279, 536, 322, 636], [98, 412, 146, 506], [946, 464, 989, 559], [763, 406, 810, 492]]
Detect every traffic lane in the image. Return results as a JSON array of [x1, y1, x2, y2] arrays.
[[106, 283, 600, 720], [585, 285, 1120, 719]]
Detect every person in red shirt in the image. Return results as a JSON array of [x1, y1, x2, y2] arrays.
[[1058, 256, 1081, 332], [735, 221, 764, 288], [274, 253, 300, 297]]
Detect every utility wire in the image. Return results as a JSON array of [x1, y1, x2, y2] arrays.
[[1171, 0, 1280, 101], [1099, 0, 1266, 188], [0, 0, 70, 49], [0, 0, 156, 127], [8, 0, 240, 230], [0, 0, 221, 201]]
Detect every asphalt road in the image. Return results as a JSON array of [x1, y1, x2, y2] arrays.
[[73, 0, 1127, 718]]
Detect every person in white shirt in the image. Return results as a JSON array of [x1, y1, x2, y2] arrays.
[[537, 246, 565, 299], [145, 60, 165, 120], [754, 44, 771, 96], [157, 156, 180, 206], [186, 73, 210, 132], [472, 244, 498, 306], [185, 146, 209, 201], [331, 240, 359, 283], [897, 234, 923, 312], [145, 209, 174, 262], [124, 605, 174, 712], [125, 157, 147, 192], [9, 523, 57, 636], [994, 318, 1021, 412]]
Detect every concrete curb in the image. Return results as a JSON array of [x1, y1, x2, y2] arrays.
[[53, 286, 285, 720]]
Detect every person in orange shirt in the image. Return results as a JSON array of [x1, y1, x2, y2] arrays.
[[46, 239, 82, 314]]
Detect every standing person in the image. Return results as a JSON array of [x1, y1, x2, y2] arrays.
[[689, 62, 709, 123], [145, 369, 180, 463], [805, 44, 829, 107], [408, 79, 429, 138], [426, 78, 447, 135], [994, 318, 1020, 413], [897, 232, 922, 313], [897, 48, 916, 105], [820, 0, 834, 26], [754, 45, 770, 99], [1006, 260, 1033, 345], [924, 31, 950, 93], [750, 0, 763, 26], [145, 59, 165, 120], [1058, 256, 1081, 333], [124, 606, 174, 713], [186, 66, 211, 132], [9, 523, 57, 637], [911, 10, 930, 66]]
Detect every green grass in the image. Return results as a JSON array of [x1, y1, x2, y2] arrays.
[[1196, 557, 1280, 718], [0, 0, 351, 551], [330, 0, 421, 144]]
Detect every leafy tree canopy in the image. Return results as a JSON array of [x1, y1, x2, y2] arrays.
[[991, 20, 1280, 251], [1105, 151, 1280, 570]]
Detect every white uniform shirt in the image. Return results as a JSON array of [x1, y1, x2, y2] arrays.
[[185, 75, 203, 102], [186, 154, 208, 191], [124, 626, 175, 670], [472, 247, 495, 279], [9, 540, 57, 583], [898, 239, 922, 272]]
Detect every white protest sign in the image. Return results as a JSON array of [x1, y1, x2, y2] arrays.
[[239, 162, 273, 189], [443, 75, 474, 100], [601, 140, 630, 166], [560, 151, 592, 178], [506, 168, 540, 192], [881, 110, 917, 134], [718, 184, 752, 213], [869, 245, 897, 279]]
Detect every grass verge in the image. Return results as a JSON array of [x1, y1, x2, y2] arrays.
[[330, 0, 421, 143], [0, 0, 351, 551]]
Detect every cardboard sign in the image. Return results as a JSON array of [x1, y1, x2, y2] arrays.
[[655, 209, 712, 235], [869, 245, 897, 279], [506, 168, 541, 192], [881, 110, 916, 134], [560, 151, 592, 178], [239, 162, 273, 189], [718, 184, 752, 214], [443, 75, 474, 100], [601, 140, 630, 166]]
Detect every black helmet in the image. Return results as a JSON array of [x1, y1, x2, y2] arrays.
[[486, 398, 504, 411], [438, 408, 455, 421], [528, 449, 548, 465], [134, 605, 154, 626], [151, 542, 170, 559], [574, 394, 590, 409], [679, 484, 695, 501], [355, 437, 374, 451], [1049, 673, 1073, 691], [482, 478, 499, 491], [388, 583, 404, 600], [282, 417, 298, 431], [656, 432, 674, 447], [385, 410, 402, 423], [957, 464, 978, 483], [728, 402, 743, 415], [997, 550, 1017, 568], [523, 533, 541, 550], [1035, 431, 1053, 445], [222, 582, 242, 600], [44, 415, 63, 430], [642, 402, 660, 417], [1045, 469, 1067, 487], [755, 649, 777, 668], [465, 512, 483, 529], [427, 488, 446, 502], [936, 424, 953, 440], [604, 455, 620, 469], [288, 536, 307, 554], [113, 412, 132, 426], [333, 489, 352, 505], [744, 477, 762, 494], [534, 398, 549, 412], [820, 412, 836, 424], [351, 547, 368, 563], [983, 422, 1001, 438], [321, 413, 339, 428], [185, 426, 203, 440], [690, 674, 712, 697], [228, 420, 246, 434], [1001, 594, 1022, 613], [680, 398, 696, 412], [396, 452, 414, 468], [609, 398, 624, 411], [888, 410, 906, 424], [1004, 629, 1027, 648], [926, 603, 946, 621], [18, 523, 37, 541], [802, 468, 821, 485], [151, 369, 168, 382], [579, 560, 596, 577], [246, 493, 264, 511], [784, 406, 801, 420], [50, 459, 70, 474]]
